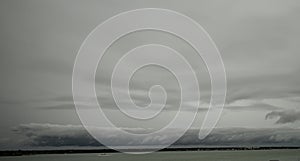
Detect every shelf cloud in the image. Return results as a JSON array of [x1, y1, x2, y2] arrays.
[[4, 123, 300, 149]]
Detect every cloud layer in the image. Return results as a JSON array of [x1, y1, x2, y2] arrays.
[[266, 110, 300, 124], [1, 0, 300, 149], [4, 123, 300, 149]]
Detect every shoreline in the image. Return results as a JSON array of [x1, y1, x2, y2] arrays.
[[1, 146, 300, 156]]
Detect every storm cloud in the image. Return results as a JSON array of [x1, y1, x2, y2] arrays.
[[6, 123, 300, 149], [1, 0, 300, 150], [266, 110, 300, 124]]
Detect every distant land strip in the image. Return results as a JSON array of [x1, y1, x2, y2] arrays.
[[1, 147, 300, 156]]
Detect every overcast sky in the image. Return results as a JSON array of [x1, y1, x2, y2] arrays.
[[0, 0, 300, 149]]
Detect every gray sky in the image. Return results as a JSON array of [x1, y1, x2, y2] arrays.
[[0, 0, 300, 149]]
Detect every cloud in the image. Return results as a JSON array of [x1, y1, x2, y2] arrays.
[[6, 123, 300, 149], [11, 123, 101, 147], [177, 128, 300, 147], [1, 0, 300, 143], [38, 95, 281, 112], [266, 110, 300, 124]]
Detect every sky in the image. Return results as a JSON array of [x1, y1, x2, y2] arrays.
[[0, 0, 300, 150]]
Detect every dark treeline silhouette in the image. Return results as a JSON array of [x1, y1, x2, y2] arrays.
[[1, 146, 299, 156]]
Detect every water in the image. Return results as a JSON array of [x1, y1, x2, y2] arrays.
[[0, 150, 299, 161]]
